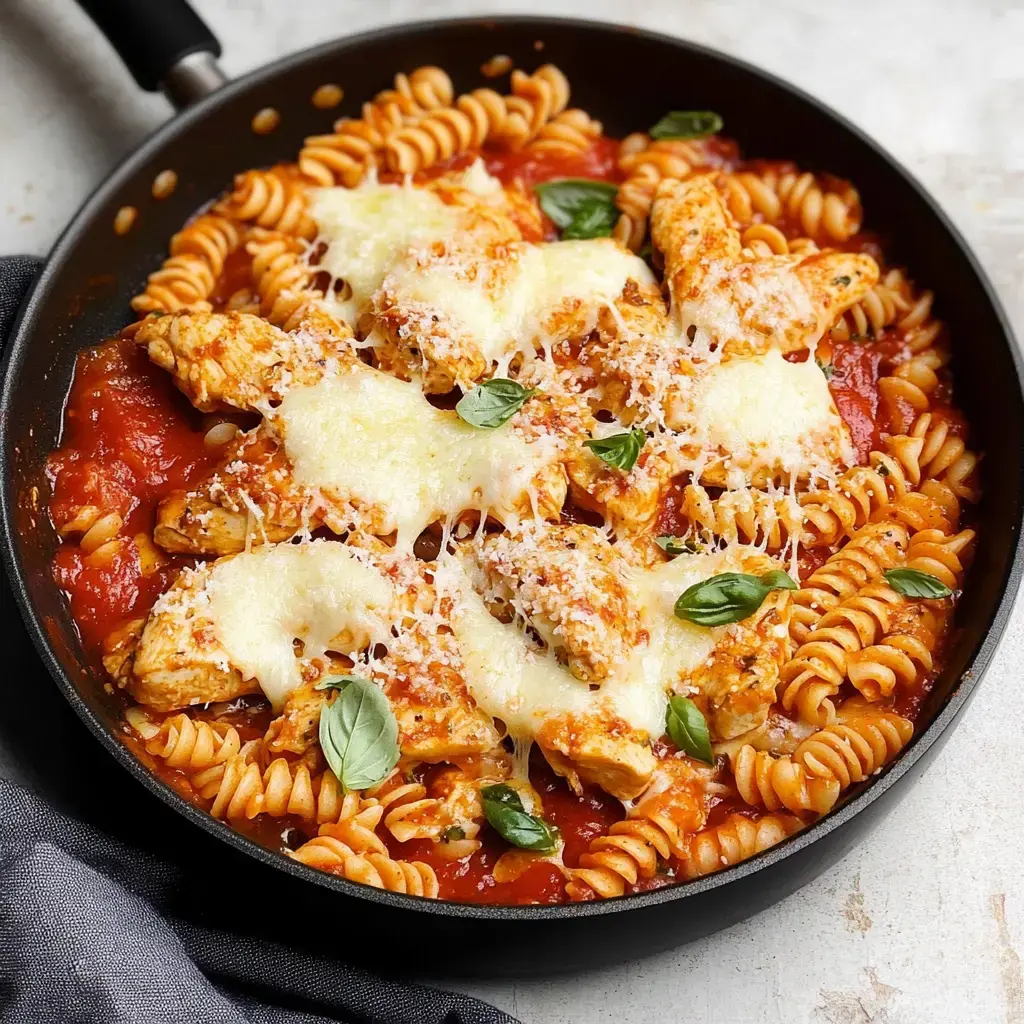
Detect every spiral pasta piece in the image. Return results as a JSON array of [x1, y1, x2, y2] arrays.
[[143, 713, 242, 771], [385, 105, 491, 174], [246, 228, 322, 330], [778, 582, 905, 725], [681, 814, 803, 879], [613, 138, 707, 250], [790, 522, 910, 644], [830, 268, 917, 341], [364, 777, 445, 843], [902, 413, 980, 502], [734, 703, 913, 812], [719, 168, 861, 244], [682, 484, 803, 551], [298, 66, 454, 187], [384, 64, 571, 173], [904, 527, 975, 590], [740, 223, 819, 259], [731, 744, 841, 814], [503, 64, 571, 142], [289, 830, 439, 897], [800, 446, 957, 548], [299, 120, 383, 189], [879, 346, 951, 432], [566, 813, 688, 900], [215, 168, 317, 238], [846, 622, 936, 701], [792, 703, 914, 787], [131, 213, 244, 315], [191, 752, 355, 824], [524, 108, 603, 156]]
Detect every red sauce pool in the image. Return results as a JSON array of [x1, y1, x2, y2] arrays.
[[46, 337, 219, 652]]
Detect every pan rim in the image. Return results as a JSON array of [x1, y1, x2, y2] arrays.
[[2, 13, 1022, 921]]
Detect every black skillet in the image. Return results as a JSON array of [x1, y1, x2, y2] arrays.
[[1, 0, 1021, 975]]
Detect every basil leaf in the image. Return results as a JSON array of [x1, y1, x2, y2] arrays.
[[760, 569, 798, 591], [817, 360, 835, 380], [481, 783, 525, 810], [649, 110, 723, 140], [656, 535, 702, 557], [535, 179, 618, 240], [583, 428, 646, 471], [314, 673, 365, 691], [318, 678, 400, 792], [481, 783, 559, 853], [883, 568, 953, 599], [456, 379, 536, 429], [674, 572, 770, 626], [563, 198, 619, 240], [665, 695, 714, 764]]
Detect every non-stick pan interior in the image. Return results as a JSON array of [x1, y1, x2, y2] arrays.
[[3, 18, 1021, 936]]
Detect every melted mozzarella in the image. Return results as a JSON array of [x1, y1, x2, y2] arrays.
[[204, 540, 395, 709], [446, 561, 666, 742], [309, 181, 465, 312], [276, 371, 557, 548], [446, 546, 777, 744], [382, 239, 654, 366], [630, 546, 772, 684], [689, 348, 854, 484]]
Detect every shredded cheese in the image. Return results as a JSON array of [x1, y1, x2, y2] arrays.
[[204, 540, 396, 709], [380, 239, 654, 368], [275, 370, 559, 549], [687, 348, 854, 486]]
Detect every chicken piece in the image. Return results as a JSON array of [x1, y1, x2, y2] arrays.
[[367, 237, 657, 393], [629, 755, 711, 842], [471, 523, 640, 682], [153, 424, 313, 556], [651, 175, 878, 357], [429, 161, 544, 243], [688, 589, 793, 741], [537, 713, 657, 801], [135, 308, 357, 412], [373, 626, 503, 762], [129, 565, 259, 711], [567, 434, 684, 536], [101, 617, 146, 689], [156, 363, 575, 556], [570, 279, 694, 427], [129, 539, 416, 712], [264, 680, 324, 755]]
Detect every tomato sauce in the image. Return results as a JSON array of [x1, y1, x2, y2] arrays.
[[46, 337, 219, 652], [43, 133, 959, 903], [384, 754, 628, 905]]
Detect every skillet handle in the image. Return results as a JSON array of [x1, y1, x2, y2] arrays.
[[74, 0, 227, 109]]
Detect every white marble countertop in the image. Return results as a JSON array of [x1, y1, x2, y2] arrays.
[[2, 0, 1022, 1021]]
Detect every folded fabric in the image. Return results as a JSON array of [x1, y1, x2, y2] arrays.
[[0, 257, 520, 1024]]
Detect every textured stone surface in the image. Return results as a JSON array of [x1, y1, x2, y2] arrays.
[[1, 0, 1022, 1020]]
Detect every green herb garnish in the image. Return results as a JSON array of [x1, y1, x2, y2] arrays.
[[583, 428, 646, 471], [456, 379, 537, 429], [674, 570, 797, 626]]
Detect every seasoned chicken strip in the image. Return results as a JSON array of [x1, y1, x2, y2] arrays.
[[538, 714, 657, 801], [135, 307, 357, 412], [128, 539, 424, 713], [651, 175, 878, 357], [471, 523, 641, 682], [155, 365, 578, 556], [368, 238, 658, 393]]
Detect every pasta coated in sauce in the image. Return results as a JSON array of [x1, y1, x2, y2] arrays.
[[45, 59, 978, 905]]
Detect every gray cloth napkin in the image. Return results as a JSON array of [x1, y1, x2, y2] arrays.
[[0, 256, 520, 1024]]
